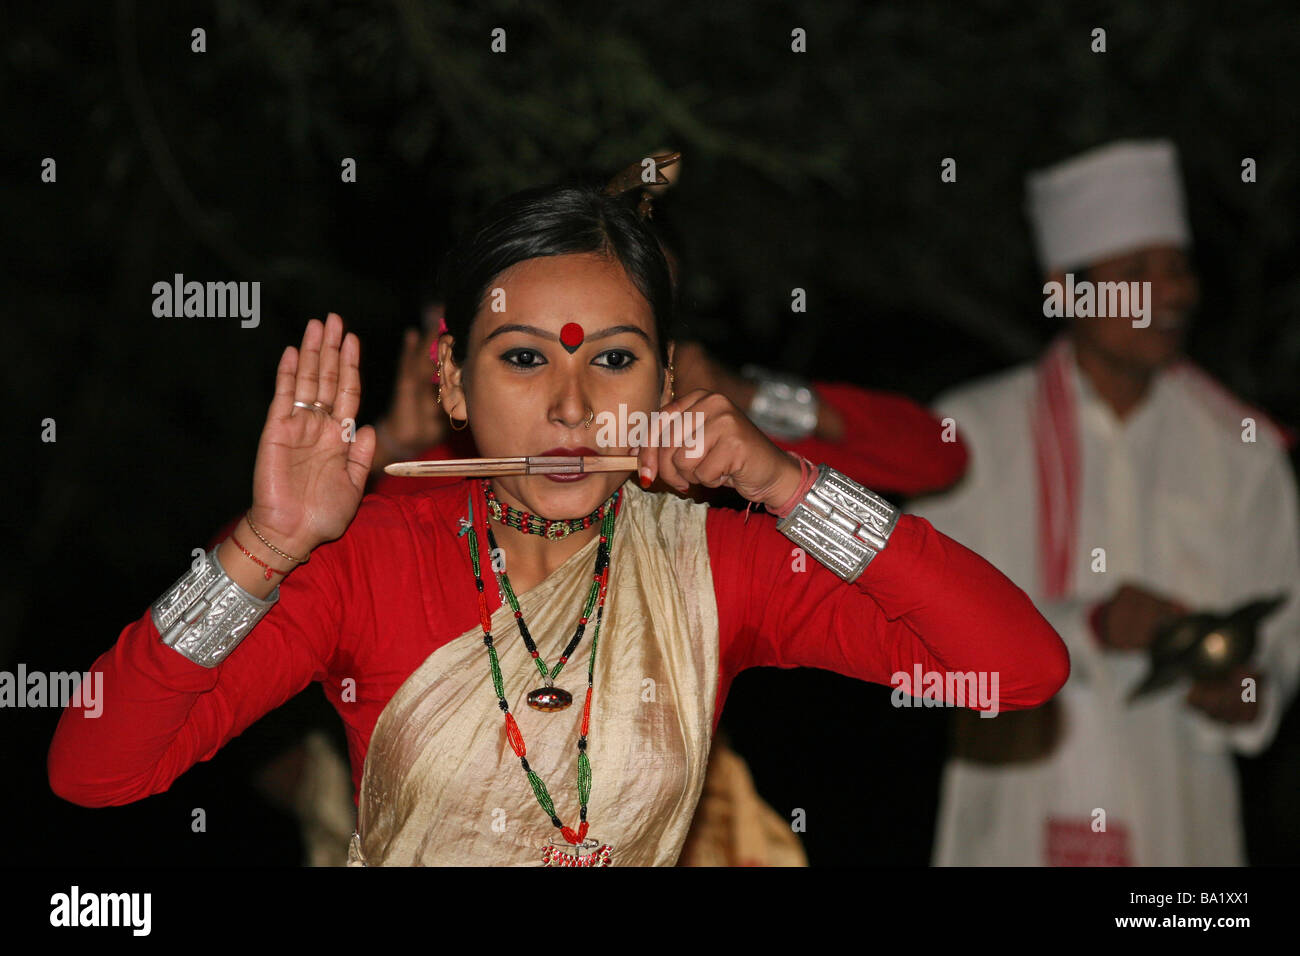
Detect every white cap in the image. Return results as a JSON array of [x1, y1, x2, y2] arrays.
[[1025, 139, 1191, 272]]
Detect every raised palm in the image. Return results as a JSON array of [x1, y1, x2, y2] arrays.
[[249, 313, 376, 555]]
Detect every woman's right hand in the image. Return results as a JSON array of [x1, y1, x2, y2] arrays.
[[247, 313, 376, 558]]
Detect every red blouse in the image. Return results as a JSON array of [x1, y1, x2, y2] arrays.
[[48, 481, 1067, 808]]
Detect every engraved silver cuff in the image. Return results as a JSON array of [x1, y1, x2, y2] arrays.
[[741, 365, 819, 440], [776, 465, 900, 582], [150, 546, 279, 667]]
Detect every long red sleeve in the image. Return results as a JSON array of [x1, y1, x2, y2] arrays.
[[776, 382, 968, 496], [49, 488, 500, 809], [706, 505, 1070, 731], [47, 539, 345, 807]]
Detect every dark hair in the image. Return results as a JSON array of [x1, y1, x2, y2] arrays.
[[436, 179, 676, 369]]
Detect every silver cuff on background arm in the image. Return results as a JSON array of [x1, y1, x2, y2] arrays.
[[776, 465, 900, 582], [150, 546, 280, 668], [741, 365, 819, 440]]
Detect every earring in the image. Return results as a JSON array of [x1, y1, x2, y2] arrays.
[[583, 408, 595, 429], [436, 361, 467, 429], [668, 362, 675, 403]]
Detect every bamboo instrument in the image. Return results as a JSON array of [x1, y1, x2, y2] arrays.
[[383, 455, 640, 478]]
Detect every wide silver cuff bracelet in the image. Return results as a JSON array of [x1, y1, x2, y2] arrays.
[[741, 365, 819, 440], [150, 546, 279, 667], [776, 465, 900, 582]]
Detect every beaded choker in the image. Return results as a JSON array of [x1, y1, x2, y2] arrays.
[[483, 482, 618, 539]]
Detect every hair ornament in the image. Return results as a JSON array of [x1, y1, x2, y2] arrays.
[[602, 150, 681, 220]]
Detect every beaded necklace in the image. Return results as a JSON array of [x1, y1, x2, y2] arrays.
[[482, 481, 618, 709], [484, 482, 612, 540], [465, 480, 621, 866]]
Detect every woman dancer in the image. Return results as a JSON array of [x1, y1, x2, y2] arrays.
[[49, 170, 1068, 866]]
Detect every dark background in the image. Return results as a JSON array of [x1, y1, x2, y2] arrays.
[[4, 0, 1299, 865]]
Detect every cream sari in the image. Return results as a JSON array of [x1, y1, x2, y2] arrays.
[[347, 481, 719, 866]]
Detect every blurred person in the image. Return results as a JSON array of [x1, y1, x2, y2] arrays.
[[367, 303, 468, 476], [914, 140, 1300, 866]]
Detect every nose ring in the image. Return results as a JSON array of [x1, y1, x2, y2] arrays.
[[583, 408, 595, 429]]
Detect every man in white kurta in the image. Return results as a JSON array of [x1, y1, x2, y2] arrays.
[[914, 140, 1300, 866]]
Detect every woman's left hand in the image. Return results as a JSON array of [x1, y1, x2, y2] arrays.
[[634, 389, 804, 511]]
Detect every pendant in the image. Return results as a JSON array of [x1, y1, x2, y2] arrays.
[[541, 838, 613, 867], [526, 687, 572, 711]]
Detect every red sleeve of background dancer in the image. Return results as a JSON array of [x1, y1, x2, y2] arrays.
[[706, 504, 1068, 726], [47, 535, 352, 807], [773, 382, 968, 496]]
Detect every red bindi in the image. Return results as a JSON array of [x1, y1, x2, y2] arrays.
[[560, 322, 584, 353]]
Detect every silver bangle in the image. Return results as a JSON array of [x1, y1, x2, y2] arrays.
[[741, 365, 819, 440], [776, 465, 900, 582], [150, 546, 280, 667]]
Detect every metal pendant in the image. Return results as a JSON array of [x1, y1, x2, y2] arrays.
[[526, 687, 573, 711], [541, 839, 613, 867]]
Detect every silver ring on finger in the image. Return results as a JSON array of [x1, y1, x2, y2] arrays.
[[293, 400, 333, 414]]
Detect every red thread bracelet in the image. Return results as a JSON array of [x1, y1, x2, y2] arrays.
[[766, 454, 817, 519], [230, 533, 292, 581]]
